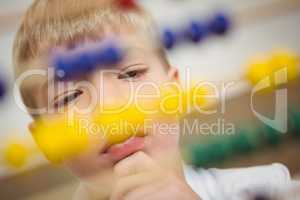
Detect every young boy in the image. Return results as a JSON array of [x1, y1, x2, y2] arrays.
[[13, 0, 293, 199]]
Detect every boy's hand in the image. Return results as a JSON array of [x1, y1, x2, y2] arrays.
[[111, 152, 201, 200]]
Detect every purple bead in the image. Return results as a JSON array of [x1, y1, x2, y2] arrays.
[[253, 193, 272, 200], [93, 44, 124, 66], [208, 12, 231, 35], [162, 29, 177, 49], [53, 42, 123, 80], [53, 53, 79, 80], [0, 78, 6, 100], [186, 21, 208, 43]]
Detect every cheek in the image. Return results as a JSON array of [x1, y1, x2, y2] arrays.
[[148, 120, 180, 150], [144, 121, 181, 167], [102, 81, 135, 106], [149, 67, 169, 83], [74, 91, 96, 113], [63, 134, 110, 178], [159, 127, 180, 147], [144, 57, 170, 83]]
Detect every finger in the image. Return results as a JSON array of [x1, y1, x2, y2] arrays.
[[113, 151, 160, 178], [110, 172, 158, 200]]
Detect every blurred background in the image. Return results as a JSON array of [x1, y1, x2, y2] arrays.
[[0, 0, 300, 199]]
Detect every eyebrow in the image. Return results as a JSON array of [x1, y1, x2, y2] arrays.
[[119, 63, 148, 71]]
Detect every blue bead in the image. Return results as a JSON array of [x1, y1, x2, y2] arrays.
[[54, 42, 123, 80], [95, 44, 123, 66], [208, 12, 231, 35], [76, 52, 95, 72], [54, 54, 78, 80], [0, 78, 6, 100], [187, 21, 208, 43], [162, 29, 177, 49]]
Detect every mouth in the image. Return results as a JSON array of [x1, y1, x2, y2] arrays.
[[101, 136, 146, 162]]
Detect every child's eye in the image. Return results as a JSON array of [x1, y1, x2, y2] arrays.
[[53, 90, 83, 108], [118, 68, 147, 81]]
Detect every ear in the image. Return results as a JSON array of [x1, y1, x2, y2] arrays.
[[167, 67, 180, 83]]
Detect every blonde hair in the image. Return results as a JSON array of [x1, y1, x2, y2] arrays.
[[13, 0, 169, 112]]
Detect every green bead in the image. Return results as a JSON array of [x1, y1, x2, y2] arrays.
[[230, 129, 260, 153], [187, 136, 233, 167], [206, 141, 227, 163], [290, 110, 300, 137], [294, 112, 300, 136], [211, 136, 234, 158], [231, 134, 252, 153], [261, 125, 283, 146], [190, 144, 213, 167]]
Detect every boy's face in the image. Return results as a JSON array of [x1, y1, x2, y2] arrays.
[[27, 28, 182, 185]]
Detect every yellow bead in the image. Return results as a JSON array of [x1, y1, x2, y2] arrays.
[[159, 85, 210, 115], [246, 57, 273, 85], [189, 85, 210, 109], [246, 50, 299, 85], [159, 86, 188, 116], [4, 142, 29, 168], [32, 117, 89, 164], [93, 105, 146, 145], [269, 50, 299, 81]]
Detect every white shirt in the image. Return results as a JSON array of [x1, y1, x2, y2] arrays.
[[74, 163, 294, 200], [184, 163, 293, 200]]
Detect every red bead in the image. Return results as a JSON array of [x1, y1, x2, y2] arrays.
[[118, 0, 137, 10]]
